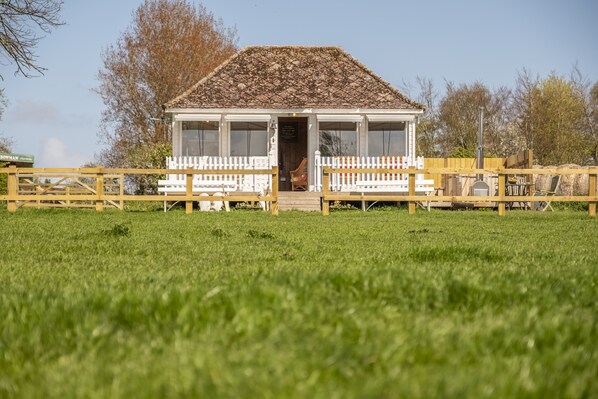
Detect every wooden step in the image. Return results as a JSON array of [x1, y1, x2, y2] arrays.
[[278, 191, 322, 211]]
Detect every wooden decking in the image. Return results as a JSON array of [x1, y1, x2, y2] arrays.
[[278, 191, 322, 211]]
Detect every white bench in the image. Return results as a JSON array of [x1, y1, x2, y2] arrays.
[[353, 178, 436, 210], [158, 179, 237, 211]]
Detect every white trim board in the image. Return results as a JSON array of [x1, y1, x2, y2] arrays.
[[366, 114, 415, 122], [317, 114, 364, 122], [174, 114, 221, 122], [224, 114, 272, 122]]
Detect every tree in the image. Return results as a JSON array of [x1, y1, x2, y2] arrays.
[[589, 82, 598, 163], [96, 0, 238, 172], [402, 76, 440, 157], [0, 0, 63, 78], [513, 72, 591, 165], [0, 88, 10, 152], [437, 81, 512, 158]]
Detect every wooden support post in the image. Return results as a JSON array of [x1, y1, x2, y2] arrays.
[[271, 166, 279, 216], [527, 150, 534, 202], [589, 170, 597, 218], [408, 167, 416, 215], [36, 182, 42, 209], [95, 167, 104, 212], [7, 165, 17, 213], [119, 173, 124, 210], [498, 171, 506, 216], [322, 167, 330, 216], [185, 169, 193, 214]]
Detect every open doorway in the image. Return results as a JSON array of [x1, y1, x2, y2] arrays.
[[277, 117, 308, 191]]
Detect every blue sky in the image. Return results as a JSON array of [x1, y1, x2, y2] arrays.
[[1, 0, 597, 167]]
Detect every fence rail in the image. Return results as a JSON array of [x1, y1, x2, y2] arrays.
[[322, 166, 598, 217], [0, 166, 279, 215]]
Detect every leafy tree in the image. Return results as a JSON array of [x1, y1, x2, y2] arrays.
[[513, 72, 591, 165], [437, 82, 512, 158], [0, 0, 63, 78], [96, 0, 238, 174]]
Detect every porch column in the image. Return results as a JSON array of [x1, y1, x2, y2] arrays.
[[307, 114, 317, 191]]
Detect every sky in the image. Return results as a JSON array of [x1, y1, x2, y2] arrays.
[[0, 0, 597, 167]]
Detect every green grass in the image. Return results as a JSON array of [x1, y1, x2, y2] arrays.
[[0, 207, 597, 398]]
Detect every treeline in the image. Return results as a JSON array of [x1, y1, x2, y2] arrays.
[[404, 69, 598, 165]]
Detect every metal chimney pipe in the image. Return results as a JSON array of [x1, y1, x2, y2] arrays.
[[477, 106, 484, 180]]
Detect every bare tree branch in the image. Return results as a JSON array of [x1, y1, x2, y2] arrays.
[[0, 0, 63, 78]]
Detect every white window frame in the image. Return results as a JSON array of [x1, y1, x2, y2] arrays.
[[317, 119, 360, 157]]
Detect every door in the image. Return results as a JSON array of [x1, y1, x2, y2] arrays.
[[277, 117, 308, 191]]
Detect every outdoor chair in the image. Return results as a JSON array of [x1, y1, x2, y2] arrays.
[[533, 174, 561, 211], [290, 158, 308, 191]]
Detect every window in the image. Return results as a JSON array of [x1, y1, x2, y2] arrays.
[[181, 121, 219, 156], [318, 122, 357, 156], [367, 121, 406, 157], [230, 122, 268, 156]]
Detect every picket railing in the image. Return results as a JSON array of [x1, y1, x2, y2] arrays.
[[0, 166, 279, 215], [314, 151, 426, 192], [321, 166, 598, 217], [166, 156, 272, 194]]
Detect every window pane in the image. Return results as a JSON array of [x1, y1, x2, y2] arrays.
[[230, 122, 268, 156], [181, 121, 219, 156], [318, 122, 357, 156], [368, 121, 406, 157]]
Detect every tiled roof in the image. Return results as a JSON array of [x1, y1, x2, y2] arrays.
[[165, 46, 423, 110]]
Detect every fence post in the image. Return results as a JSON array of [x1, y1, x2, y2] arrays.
[[589, 169, 597, 218], [119, 173, 125, 210], [7, 165, 17, 213], [498, 170, 506, 216], [271, 166, 279, 216], [408, 166, 416, 215], [322, 166, 330, 216], [95, 167, 104, 212], [36, 179, 42, 209], [185, 168, 193, 214]]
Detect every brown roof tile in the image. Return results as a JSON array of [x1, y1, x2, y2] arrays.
[[165, 46, 423, 110]]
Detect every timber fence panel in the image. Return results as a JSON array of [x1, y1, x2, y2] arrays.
[[320, 166, 598, 217], [0, 167, 279, 214]]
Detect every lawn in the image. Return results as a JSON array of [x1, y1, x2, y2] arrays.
[[0, 207, 597, 398]]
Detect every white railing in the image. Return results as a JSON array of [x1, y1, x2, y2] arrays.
[[165, 156, 272, 193], [314, 151, 427, 192]]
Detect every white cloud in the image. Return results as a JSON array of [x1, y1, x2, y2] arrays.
[[38, 137, 88, 168]]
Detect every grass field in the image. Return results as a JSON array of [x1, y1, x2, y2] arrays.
[[0, 207, 597, 398]]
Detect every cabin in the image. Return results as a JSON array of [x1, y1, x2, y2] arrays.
[[163, 46, 426, 201]]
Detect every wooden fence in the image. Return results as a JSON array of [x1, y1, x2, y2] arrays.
[[0, 166, 279, 215], [423, 157, 506, 188], [322, 166, 598, 217]]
